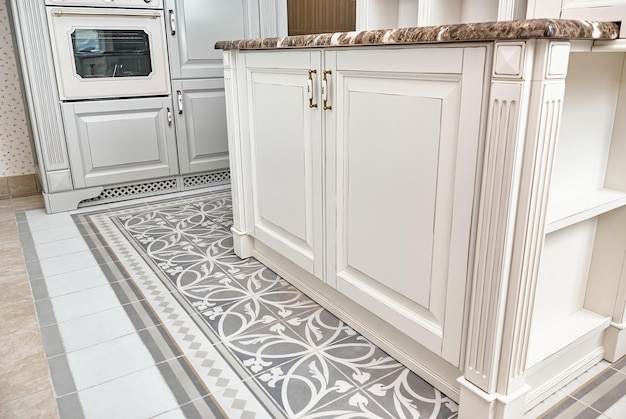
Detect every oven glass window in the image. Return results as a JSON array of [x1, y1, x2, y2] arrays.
[[71, 29, 153, 78]]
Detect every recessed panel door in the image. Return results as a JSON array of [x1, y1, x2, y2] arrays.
[[329, 47, 487, 365], [173, 79, 229, 174], [62, 96, 178, 188], [165, 0, 247, 79], [244, 51, 324, 278]]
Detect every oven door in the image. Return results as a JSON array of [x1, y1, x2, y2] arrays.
[[47, 7, 170, 100]]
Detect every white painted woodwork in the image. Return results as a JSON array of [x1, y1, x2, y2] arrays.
[[242, 51, 324, 278], [46, 7, 170, 100], [62, 97, 178, 188], [9, 0, 69, 186], [528, 221, 602, 365], [173, 79, 229, 174], [330, 46, 487, 366], [545, 188, 626, 233], [165, 0, 249, 79], [549, 53, 622, 204]]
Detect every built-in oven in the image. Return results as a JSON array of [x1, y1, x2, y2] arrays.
[[46, 0, 170, 100]]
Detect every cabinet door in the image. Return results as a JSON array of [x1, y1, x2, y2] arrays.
[[62, 97, 179, 188], [165, 0, 247, 79], [173, 79, 229, 174], [243, 51, 324, 278], [328, 47, 487, 365]]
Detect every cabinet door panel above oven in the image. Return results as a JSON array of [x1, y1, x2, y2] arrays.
[[62, 97, 179, 188], [165, 0, 248, 79]]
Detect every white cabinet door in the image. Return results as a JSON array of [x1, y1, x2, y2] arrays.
[[165, 0, 247, 79], [243, 51, 324, 279], [62, 97, 179, 188], [328, 47, 487, 366], [173, 79, 229, 174]]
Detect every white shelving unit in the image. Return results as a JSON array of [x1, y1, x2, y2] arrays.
[[545, 189, 626, 234]]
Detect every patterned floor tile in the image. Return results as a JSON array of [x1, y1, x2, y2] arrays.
[[72, 189, 464, 419], [255, 354, 368, 418]]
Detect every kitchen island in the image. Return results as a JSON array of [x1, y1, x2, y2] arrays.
[[217, 19, 624, 418]]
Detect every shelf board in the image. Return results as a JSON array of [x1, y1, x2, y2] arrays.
[[545, 188, 626, 234], [526, 308, 610, 369]]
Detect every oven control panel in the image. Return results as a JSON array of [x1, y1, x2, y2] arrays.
[[45, 0, 162, 9]]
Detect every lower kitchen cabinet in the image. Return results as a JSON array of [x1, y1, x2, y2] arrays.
[[328, 46, 487, 365], [62, 97, 179, 188], [241, 51, 324, 279], [235, 46, 487, 364], [173, 79, 230, 174]]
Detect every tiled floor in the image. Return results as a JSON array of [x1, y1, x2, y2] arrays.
[[1, 189, 626, 418]]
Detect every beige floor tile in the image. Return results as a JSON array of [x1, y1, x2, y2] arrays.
[[0, 211, 16, 223], [0, 274, 29, 290], [0, 245, 25, 264], [0, 280, 32, 307], [0, 222, 18, 240], [10, 195, 44, 211], [0, 322, 45, 371], [0, 352, 53, 405], [0, 387, 59, 419], [0, 261, 28, 282], [0, 287, 36, 327], [0, 310, 38, 340]]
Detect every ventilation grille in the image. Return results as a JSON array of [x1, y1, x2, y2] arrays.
[[183, 171, 230, 189], [79, 178, 178, 206]]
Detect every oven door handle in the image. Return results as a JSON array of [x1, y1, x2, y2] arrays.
[[52, 10, 161, 19], [169, 9, 176, 35]]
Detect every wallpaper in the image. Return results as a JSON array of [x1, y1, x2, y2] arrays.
[[0, 0, 36, 177]]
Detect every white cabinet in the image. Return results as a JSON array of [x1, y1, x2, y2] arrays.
[[166, 0, 258, 177], [236, 46, 487, 364], [172, 79, 230, 174], [164, 0, 247, 79], [241, 51, 324, 278], [62, 97, 178, 188], [328, 47, 487, 365]]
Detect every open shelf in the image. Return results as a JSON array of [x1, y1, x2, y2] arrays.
[[545, 188, 626, 234], [526, 308, 610, 368]]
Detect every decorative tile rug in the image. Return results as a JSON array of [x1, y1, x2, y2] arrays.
[[73, 189, 459, 418]]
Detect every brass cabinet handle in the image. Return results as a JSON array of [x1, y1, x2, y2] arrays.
[[308, 69, 318, 108], [322, 70, 332, 110]]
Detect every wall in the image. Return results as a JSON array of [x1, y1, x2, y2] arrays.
[[0, 0, 36, 179]]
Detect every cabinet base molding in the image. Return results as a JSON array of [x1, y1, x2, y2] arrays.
[[457, 378, 530, 419], [248, 240, 464, 402], [41, 170, 231, 213], [603, 323, 626, 362], [231, 227, 254, 258], [524, 330, 606, 411], [43, 187, 104, 214]]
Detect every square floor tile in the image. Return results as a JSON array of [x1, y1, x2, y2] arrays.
[[50, 284, 121, 323], [67, 333, 155, 390], [78, 366, 178, 419], [35, 237, 90, 260], [26, 210, 76, 232], [44, 266, 109, 298], [57, 306, 136, 353], [39, 250, 99, 277], [31, 224, 82, 244]]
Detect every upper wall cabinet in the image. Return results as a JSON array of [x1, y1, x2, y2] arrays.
[[165, 0, 248, 79]]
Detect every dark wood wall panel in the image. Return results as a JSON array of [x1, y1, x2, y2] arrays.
[[287, 0, 356, 36]]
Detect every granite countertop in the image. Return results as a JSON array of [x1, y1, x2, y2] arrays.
[[215, 18, 619, 50]]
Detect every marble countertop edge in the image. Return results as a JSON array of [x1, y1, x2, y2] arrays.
[[215, 18, 619, 50]]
